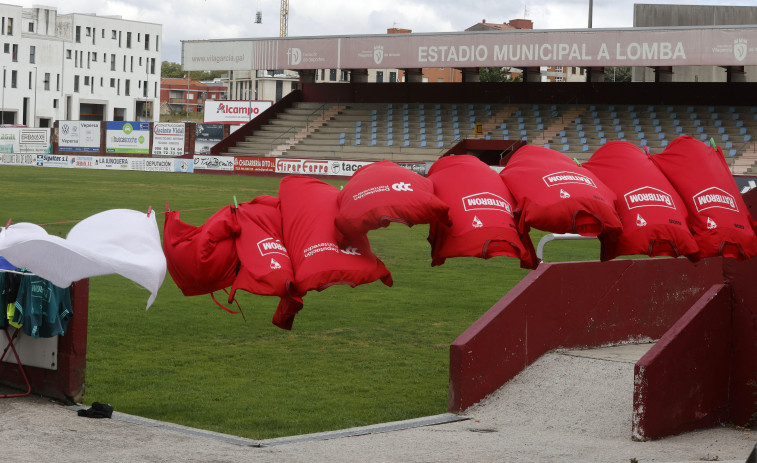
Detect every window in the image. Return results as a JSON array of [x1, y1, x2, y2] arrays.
[[126, 31, 131, 48], [53, 99, 57, 108], [43, 72, 49, 90], [110, 54, 115, 71], [111, 29, 116, 39], [74, 50, 78, 68], [74, 75, 79, 92], [101, 29, 104, 38], [389, 72, 396, 83], [130, 56, 133, 72], [84, 76, 89, 86], [118, 31, 121, 47], [125, 79, 130, 96], [376, 71, 383, 83], [123, 55, 126, 72], [3, 43, 8, 53], [340, 70, 348, 81], [150, 57, 155, 74], [27, 71, 31, 89], [28, 22, 33, 33], [75, 26, 80, 43], [66, 49, 71, 59], [2, 18, 4, 36], [145, 34, 149, 51], [56, 74, 59, 91], [110, 78, 115, 88], [87, 52, 90, 69], [7, 17, 12, 35], [329, 69, 336, 81], [11, 44, 17, 62], [29, 45, 35, 64], [137, 33, 141, 42], [10, 70, 16, 88], [92, 52, 96, 62], [156, 35, 159, 52], [86, 27, 91, 37]]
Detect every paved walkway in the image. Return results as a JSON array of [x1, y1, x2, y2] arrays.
[[1, 344, 754, 462]]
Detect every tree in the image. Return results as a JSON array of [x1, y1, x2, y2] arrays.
[[161, 61, 184, 78], [161, 61, 228, 81], [479, 67, 522, 82], [604, 66, 632, 82]]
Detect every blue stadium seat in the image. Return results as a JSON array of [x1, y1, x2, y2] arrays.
[[386, 140, 393, 146], [420, 140, 427, 148], [728, 148, 737, 157], [582, 145, 590, 152], [745, 134, 752, 142], [562, 144, 570, 152], [660, 139, 668, 148], [436, 141, 444, 148]]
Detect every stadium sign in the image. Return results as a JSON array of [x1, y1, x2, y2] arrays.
[[183, 26, 757, 71]]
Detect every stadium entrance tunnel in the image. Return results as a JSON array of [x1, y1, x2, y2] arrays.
[[448, 255, 757, 440]]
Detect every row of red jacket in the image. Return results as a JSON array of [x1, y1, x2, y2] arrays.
[[163, 135, 757, 329]]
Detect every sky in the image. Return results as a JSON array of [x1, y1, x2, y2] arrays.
[[8, 0, 757, 64]]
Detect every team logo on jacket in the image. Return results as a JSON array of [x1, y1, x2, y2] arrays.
[[462, 192, 513, 216], [693, 187, 738, 213], [270, 258, 282, 270], [707, 217, 718, 229], [542, 171, 596, 188], [472, 216, 483, 228], [624, 186, 675, 210], [257, 237, 289, 256], [636, 214, 647, 227]]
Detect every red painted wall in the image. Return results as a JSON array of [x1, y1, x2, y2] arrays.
[[632, 284, 732, 440], [0, 279, 88, 403]]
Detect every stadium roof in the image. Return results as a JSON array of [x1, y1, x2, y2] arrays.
[[182, 25, 757, 72]]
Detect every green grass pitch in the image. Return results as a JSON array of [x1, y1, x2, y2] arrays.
[[0, 165, 600, 439]]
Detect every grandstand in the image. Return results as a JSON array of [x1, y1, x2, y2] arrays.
[[214, 97, 757, 173]]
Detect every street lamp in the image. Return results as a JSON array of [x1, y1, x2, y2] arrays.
[[33, 66, 37, 127], [1, 65, 5, 125]]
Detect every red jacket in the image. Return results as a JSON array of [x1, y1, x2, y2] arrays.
[[651, 136, 757, 260], [584, 141, 698, 260], [427, 155, 536, 269]]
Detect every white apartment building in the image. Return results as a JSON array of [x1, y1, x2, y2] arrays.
[[0, 4, 161, 127]]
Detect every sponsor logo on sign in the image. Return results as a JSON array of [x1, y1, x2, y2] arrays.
[[374, 45, 384, 65], [693, 186, 738, 213], [462, 192, 513, 216], [624, 186, 675, 210], [734, 38, 748, 62], [543, 171, 597, 188], [391, 182, 413, 192], [257, 238, 288, 257], [287, 47, 302, 65]]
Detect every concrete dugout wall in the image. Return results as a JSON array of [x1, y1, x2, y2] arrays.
[[449, 258, 723, 412]]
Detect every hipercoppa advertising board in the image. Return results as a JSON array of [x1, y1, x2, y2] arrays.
[[193, 155, 234, 171], [106, 121, 150, 154], [195, 124, 224, 154], [58, 121, 101, 152], [275, 158, 374, 177], [233, 156, 276, 173], [204, 100, 272, 125], [152, 123, 185, 156]]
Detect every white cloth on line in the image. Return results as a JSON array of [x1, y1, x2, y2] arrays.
[[0, 209, 166, 309]]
